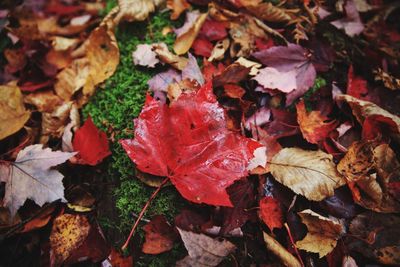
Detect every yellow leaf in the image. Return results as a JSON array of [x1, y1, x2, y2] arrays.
[[263, 232, 302, 267], [296, 209, 344, 258], [270, 147, 346, 201], [50, 214, 90, 266], [0, 82, 30, 140]]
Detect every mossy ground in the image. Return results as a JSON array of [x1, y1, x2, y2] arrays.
[[83, 4, 186, 266]]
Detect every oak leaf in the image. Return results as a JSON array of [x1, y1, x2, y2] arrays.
[[296, 209, 345, 258], [270, 148, 346, 201], [120, 82, 261, 206], [176, 228, 236, 267], [0, 145, 76, 217], [0, 82, 31, 141]]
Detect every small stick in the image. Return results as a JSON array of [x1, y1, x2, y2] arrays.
[[121, 177, 169, 250]]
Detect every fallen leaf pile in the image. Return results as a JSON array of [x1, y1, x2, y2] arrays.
[[1, 0, 400, 266]]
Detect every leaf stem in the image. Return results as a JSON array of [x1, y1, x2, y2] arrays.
[[121, 177, 169, 251], [284, 223, 305, 267]]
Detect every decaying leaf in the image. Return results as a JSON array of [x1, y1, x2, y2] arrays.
[[50, 214, 91, 266], [142, 215, 177, 254], [174, 11, 208, 55], [374, 68, 400, 90], [270, 148, 346, 201], [263, 232, 302, 267], [348, 211, 400, 265], [41, 102, 73, 143], [296, 209, 345, 258], [0, 145, 75, 217], [296, 100, 338, 144], [176, 227, 236, 267], [338, 141, 400, 212], [0, 82, 30, 141]]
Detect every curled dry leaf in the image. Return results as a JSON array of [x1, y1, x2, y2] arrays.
[[41, 102, 73, 143], [55, 24, 119, 106], [176, 227, 236, 267], [153, 43, 188, 70], [24, 90, 63, 113], [167, 0, 190, 20], [50, 214, 90, 266], [263, 232, 302, 267], [208, 38, 230, 62], [348, 211, 400, 265], [174, 12, 208, 55], [0, 144, 75, 217], [296, 100, 338, 144], [270, 148, 346, 201], [114, 0, 163, 23], [0, 82, 30, 141], [336, 94, 400, 141], [142, 215, 177, 254], [296, 209, 345, 258], [338, 141, 400, 212], [244, 2, 296, 23]]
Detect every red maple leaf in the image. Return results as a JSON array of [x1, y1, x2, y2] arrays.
[[259, 196, 284, 230], [72, 117, 111, 166], [120, 82, 261, 206]]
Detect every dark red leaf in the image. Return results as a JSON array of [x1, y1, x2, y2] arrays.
[[120, 82, 261, 206], [72, 117, 111, 166], [142, 215, 177, 255], [347, 65, 368, 99], [192, 37, 213, 57], [199, 20, 227, 41]]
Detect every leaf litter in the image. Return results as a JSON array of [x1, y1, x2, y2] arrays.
[[1, 0, 400, 266]]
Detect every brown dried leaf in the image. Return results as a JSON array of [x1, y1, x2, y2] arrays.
[[174, 12, 208, 55], [177, 227, 236, 267], [114, 0, 162, 23], [263, 232, 301, 267], [270, 148, 346, 201], [208, 38, 230, 62], [50, 214, 90, 266], [336, 94, 400, 141], [24, 90, 63, 113], [296, 209, 345, 258], [153, 43, 188, 70], [41, 102, 73, 143], [0, 82, 30, 140], [244, 2, 297, 23], [167, 0, 190, 20]]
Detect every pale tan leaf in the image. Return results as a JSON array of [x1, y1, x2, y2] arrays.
[[270, 148, 346, 201], [174, 12, 208, 55], [263, 232, 302, 267], [0, 82, 30, 140], [208, 38, 230, 62], [235, 57, 261, 76], [114, 0, 163, 23], [0, 145, 76, 217], [50, 214, 90, 266], [153, 43, 188, 70], [295, 209, 345, 258]]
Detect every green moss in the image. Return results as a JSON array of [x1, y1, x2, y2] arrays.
[[83, 10, 186, 265]]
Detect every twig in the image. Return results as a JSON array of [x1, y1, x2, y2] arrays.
[[121, 177, 169, 250]]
